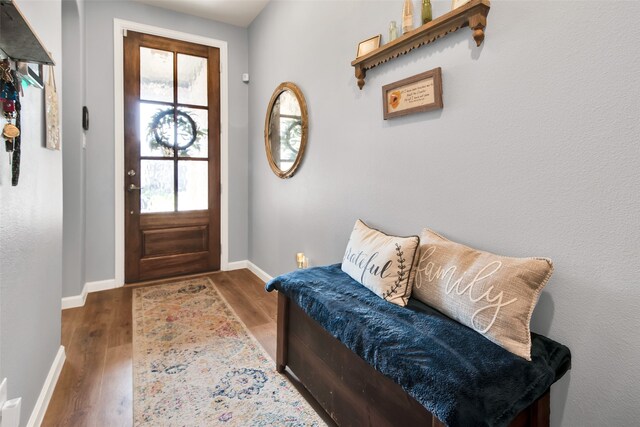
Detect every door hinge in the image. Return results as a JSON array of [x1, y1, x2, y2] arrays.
[[123, 29, 128, 37]]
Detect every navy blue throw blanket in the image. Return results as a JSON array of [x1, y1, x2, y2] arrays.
[[266, 264, 571, 427]]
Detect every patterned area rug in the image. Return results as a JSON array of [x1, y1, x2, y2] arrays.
[[132, 277, 325, 426]]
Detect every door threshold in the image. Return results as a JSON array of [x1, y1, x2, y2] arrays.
[[125, 269, 223, 289]]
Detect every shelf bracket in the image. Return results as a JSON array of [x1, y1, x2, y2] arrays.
[[469, 13, 487, 46], [355, 65, 366, 90]]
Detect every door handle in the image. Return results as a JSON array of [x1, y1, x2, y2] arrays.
[[128, 184, 142, 192]]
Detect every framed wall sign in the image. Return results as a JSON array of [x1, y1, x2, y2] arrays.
[[382, 67, 443, 119]]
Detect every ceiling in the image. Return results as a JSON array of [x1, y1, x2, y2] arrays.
[[132, 0, 271, 28]]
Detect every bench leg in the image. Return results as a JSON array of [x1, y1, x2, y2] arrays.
[[276, 292, 289, 373], [530, 390, 550, 427]]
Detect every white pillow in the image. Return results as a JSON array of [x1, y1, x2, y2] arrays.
[[341, 220, 419, 307]]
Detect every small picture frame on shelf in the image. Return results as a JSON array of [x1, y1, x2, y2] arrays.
[[27, 63, 44, 88], [451, 0, 472, 10], [16, 62, 44, 89], [382, 67, 443, 119], [356, 34, 381, 59]]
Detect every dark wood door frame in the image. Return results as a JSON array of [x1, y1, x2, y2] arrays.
[[114, 22, 230, 286], [114, 19, 230, 287], [124, 31, 221, 283]]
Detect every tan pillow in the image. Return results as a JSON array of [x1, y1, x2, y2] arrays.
[[412, 229, 553, 360], [342, 220, 419, 307]]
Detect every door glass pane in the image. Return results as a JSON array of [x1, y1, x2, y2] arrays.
[[140, 47, 173, 103], [178, 161, 208, 211], [177, 54, 207, 106], [140, 102, 174, 157], [278, 117, 301, 171], [279, 89, 301, 116], [141, 160, 175, 213], [177, 107, 208, 158]]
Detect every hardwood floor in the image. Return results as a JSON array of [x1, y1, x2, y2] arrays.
[[43, 269, 331, 426]]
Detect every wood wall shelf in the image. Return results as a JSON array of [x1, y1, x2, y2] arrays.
[[0, 0, 55, 65], [351, 0, 490, 89]]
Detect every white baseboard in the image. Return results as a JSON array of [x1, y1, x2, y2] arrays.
[[247, 261, 273, 283], [26, 346, 65, 427], [61, 287, 87, 310], [61, 279, 120, 310], [223, 259, 273, 282], [61, 263, 272, 310], [225, 260, 248, 271], [86, 279, 118, 293]]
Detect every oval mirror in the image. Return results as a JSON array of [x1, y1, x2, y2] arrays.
[[264, 82, 308, 178]]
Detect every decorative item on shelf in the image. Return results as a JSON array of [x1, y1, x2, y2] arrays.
[[351, 0, 490, 89], [296, 252, 309, 269], [382, 67, 443, 120], [16, 62, 43, 89], [356, 34, 381, 59], [402, 0, 414, 34], [44, 66, 60, 150], [389, 21, 398, 42], [451, 0, 472, 10], [1, 60, 22, 186], [422, 0, 432, 24]]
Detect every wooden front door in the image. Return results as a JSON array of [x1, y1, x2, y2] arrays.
[[123, 31, 220, 283]]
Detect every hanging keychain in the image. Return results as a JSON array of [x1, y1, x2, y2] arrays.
[[0, 62, 16, 154], [10, 70, 21, 185], [0, 61, 22, 185]]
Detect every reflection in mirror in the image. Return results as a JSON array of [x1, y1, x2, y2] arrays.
[[269, 90, 301, 171], [265, 82, 308, 178]]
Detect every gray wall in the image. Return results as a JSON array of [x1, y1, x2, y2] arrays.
[[62, 0, 87, 298], [0, 0, 63, 423], [248, 1, 640, 426], [83, 0, 249, 284]]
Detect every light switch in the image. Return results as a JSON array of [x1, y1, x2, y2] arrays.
[[1, 397, 21, 427]]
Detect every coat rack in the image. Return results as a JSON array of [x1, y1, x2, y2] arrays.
[[1, 0, 55, 186]]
